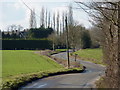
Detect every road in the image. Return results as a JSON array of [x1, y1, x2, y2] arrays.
[[20, 52, 105, 89]]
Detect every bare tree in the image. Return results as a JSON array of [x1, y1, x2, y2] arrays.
[[76, 1, 120, 88], [62, 12, 65, 33], [89, 27, 104, 48], [50, 17, 53, 28], [17, 25, 23, 31], [48, 33, 57, 51], [8, 25, 17, 31], [45, 8, 48, 28], [59, 19, 62, 36], [68, 4, 73, 26], [67, 4, 76, 51], [48, 12, 51, 28], [40, 7, 45, 27], [69, 23, 86, 51], [53, 12, 56, 30], [30, 9, 37, 29], [56, 11, 60, 35]]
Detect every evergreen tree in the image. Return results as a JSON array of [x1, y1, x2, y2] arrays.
[[81, 30, 92, 49]]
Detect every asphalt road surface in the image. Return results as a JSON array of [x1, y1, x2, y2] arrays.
[[20, 52, 105, 89]]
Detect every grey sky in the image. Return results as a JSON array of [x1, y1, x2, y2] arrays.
[[0, 0, 92, 31]]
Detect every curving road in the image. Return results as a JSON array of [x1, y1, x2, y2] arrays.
[[20, 52, 105, 89]]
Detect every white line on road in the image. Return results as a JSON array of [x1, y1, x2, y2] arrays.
[[26, 83, 38, 88], [36, 83, 47, 88]]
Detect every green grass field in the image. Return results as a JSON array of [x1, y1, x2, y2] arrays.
[[0, 50, 2, 84], [74, 48, 104, 65], [2, 50, 63, 78]]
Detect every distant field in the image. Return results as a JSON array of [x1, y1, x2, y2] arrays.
[[74, 48, 104, 65], [2, 50, 63, 78]]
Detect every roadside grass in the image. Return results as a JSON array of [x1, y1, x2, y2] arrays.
[[95, 76, 107, 88], [49, 49, 67, 55], [73, 48, 104, 65], [2, 68, 83, 89], [2, 50, 83, 89], [55, 49, 66, 52]]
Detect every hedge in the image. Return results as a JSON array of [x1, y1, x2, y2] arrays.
[[2, 40, 52, 50]]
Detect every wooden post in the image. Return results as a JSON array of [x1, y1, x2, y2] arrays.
[[65, 16, 70, 68]]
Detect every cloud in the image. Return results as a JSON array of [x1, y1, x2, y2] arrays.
[[0, 5, 5, 30], [51, 6, 68, 21], [1, 0, 72, 3], [0, 1, 43, 30], [0, 0, 92, 31], [52, 6, 68, 13]]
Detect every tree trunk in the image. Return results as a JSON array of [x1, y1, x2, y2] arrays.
[[103, 2, 120, 87], [118, 1, 120, 87]]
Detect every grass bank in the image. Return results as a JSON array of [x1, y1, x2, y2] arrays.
[[2, 68, 83, 89], [72, 48, 104, 65], [49, 49, 67, 55]]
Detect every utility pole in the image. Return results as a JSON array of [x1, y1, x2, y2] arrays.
[[65, 16, 70, 68]]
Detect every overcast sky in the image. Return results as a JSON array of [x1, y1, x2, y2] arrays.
[[0, 0, 92, 31]]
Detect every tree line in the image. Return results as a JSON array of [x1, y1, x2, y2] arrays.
[[1, 24, 94, 50], [1, 4, 97, 50], [2, 26, 53, 40]]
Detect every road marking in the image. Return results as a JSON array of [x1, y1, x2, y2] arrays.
[[32, 83, 38, 86], [22, 83, 47, 89], [36, 83, 47, 88], [26, 83, 38, 88]]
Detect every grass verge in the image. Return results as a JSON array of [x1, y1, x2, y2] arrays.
[[72, 48, 105, 65], [37, 49, 66, 57], [2, 68, 84, 90], [49, 49, 67, 55], [95, 76, 107, 88]]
